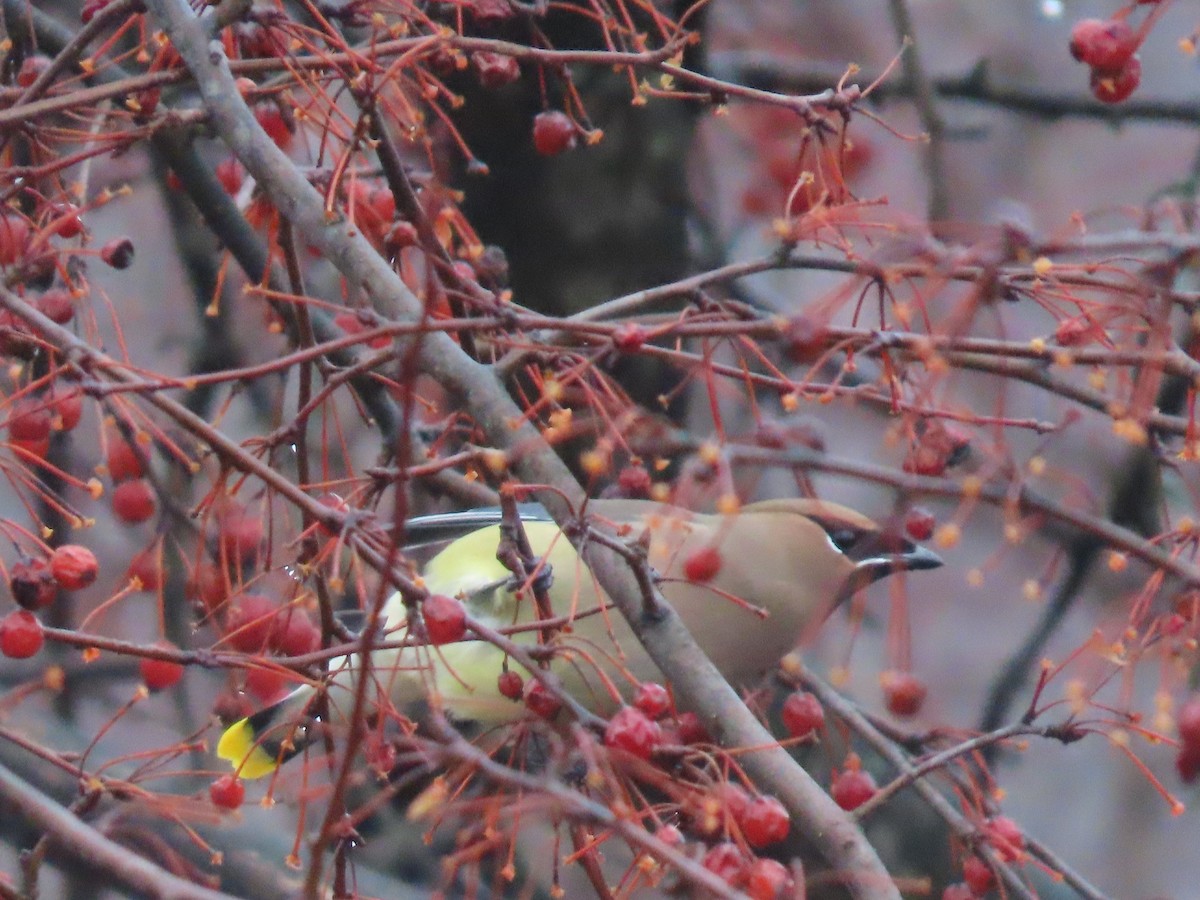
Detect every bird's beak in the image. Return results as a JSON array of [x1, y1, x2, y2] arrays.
[[838, 539, 943, 602]]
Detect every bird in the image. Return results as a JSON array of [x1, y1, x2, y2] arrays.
[[217, 498, 942, 778]]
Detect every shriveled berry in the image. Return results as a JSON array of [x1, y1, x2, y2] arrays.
[[830, 767, 876, 811], [604, 706, 662, 760], [683, 546, 721, 583], [140, 646, 184, 691], [209, 774, 245, 809], [633, 681, 671, 719], [741, 794, 790, 847], [50, 544, 98, 590], [473, 52, 520, 89], [9, 559, 56, 609], [523, 678, 562, 719], [532, 110, 577, 156], [701, 842, 747, 886], [745, 858, 794, 900], [99, 236, 134, 269], [882, 670, 927, 717], [497, 669, 523, 701], [112, 478, 156, 524], [0, 610, 43, 658], [1069, 17, 1136, 70], [422, 594, 467, 644], [781, 690, 824, 739]]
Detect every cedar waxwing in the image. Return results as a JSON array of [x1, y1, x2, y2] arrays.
[[217, 499, 941, 778]]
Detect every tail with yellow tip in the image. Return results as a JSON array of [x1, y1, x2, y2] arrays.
[[216, 684, 318, 779]]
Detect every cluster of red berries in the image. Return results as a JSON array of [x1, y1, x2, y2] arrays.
[[5, 386, 82, 459], [1069, 16, 1143, 104], [2, 544, 99, 658], [942, 816, 1024, 897]]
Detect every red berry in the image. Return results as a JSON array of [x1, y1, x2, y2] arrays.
[[254, 103, 294, 150], [112, 478, 156, 524], [683, 546, 722, 583], [209, 774, 245, 809], [224, 593, 278, 652], [882, 670, 927, 717], [674, 711, 710, 744], [615, 464, 652, 498], [1176, 744, 1200, 783], [384, 221, 418, 253], [16, 55, 50, 89], [498, 669, 524, 701], [904, 507, 936, 541], [633, 681, 671, 719], [612, 323, 647, 352], [0, 610, 43, 658], [9, 559, 56, 610], [1055, 315, 1097, 347], [126, 546, 162, 591], [106, 435, 145, 481], [422, 594, 467, 644], [1069, 18, 1136, 70], [532, 111, 577, 156], [962, 855, 995, 895], [38, 289, 75, 325], [1090, 55, 1141, 104], [781, 690, 824, 739], [0, 215, 30, 265], [334, 311, 390, 350], [217, 506, 263, 563], [8, 399, 51, 443], [604, 706, 662, 760], [943, 886, 974, 900], [701, 842, 747, 886], [1178, 694, 1200, 748], [48, 389, 82, 431], [740, 795, 790, 848], [984, 815, 1025, 862], [473, 52, 520, 89], [189, 562, 229, 614], [830, 767, 876, 811], [50, 544, 98, 590], [216, 158, 244, 195], [712, 781, 751, 828], [783, 314, 829, 363], [523, 678, 562, 719], [99, 236, 134, 269], [140, 646, 184, 691], [47, 203, 83, 239], [270, 608, 320, 656], [245, 666, 288, 702], [745, 858, 794, 900]]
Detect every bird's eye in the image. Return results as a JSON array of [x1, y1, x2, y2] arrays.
[[828, 529, 860, 552]]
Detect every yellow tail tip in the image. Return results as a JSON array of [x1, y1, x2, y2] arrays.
[[217, 718, 280, 781]]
